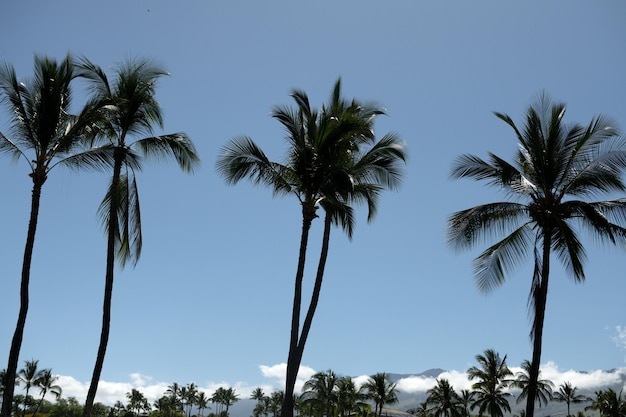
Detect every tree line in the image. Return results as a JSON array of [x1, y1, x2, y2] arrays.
[[2, 52, 626, 417], [1, 352, 625, 417]]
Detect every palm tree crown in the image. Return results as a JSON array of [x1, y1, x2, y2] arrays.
[[448, 93, 626, 417]]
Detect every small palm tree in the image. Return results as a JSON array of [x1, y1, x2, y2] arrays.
[[31, 368, 62, 416], [17, 360, 44, 417], [301, 370, 338, 417], [0, 55, 110, 417], [447, 93, 626, 417], [336, 377, 366, 417], [467, 349, 512, 417], [363, 372, 399, 417], [512, 360, 553, 408], [586, 389, 626, 417], [79, 57, 200, 417], [425, 379, 463, 417], [553, 382, 589, 417]]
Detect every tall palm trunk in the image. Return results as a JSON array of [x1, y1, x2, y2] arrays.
[[282, 209, 313, 417], [83, 156, 123, 417], [282, 212, 332, 417], [525, 231, 551, 417], [1, 176, 45, 417]]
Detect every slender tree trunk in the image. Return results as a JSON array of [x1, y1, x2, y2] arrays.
[[83, 157, 122, 417], [525, 231, 551, 417], [1, 179, 44, 417], [31, 389, 47, 417], [282, 212, 332, 417], [282, 203, 316, 417]]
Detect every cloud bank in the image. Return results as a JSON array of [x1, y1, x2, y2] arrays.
[[28, 362, 626, 408]]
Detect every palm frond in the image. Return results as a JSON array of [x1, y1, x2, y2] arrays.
[[473, 222, 535, 293], [55, 144, 116, 172], [447, 202, 528, 251], [134, 132, 200, 173], [216, 135, 295, 196], [551, 218, 585, 282]]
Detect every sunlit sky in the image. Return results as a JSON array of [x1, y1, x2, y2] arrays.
[[1, 0, 625, 409]]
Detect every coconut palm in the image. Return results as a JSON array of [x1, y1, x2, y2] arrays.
[[447, 93, 626, 417], [78, 57, 199, 417], [512, 360, 553, 408], [458, 390, 475, 417], [197, 392, 210, 417], [216, 79, 405, 417], [301, 370, 338, 417], [17, 360, 44, 417], [0, 54, 110, 417], [426, 379, 463, 417], [31, 368, 62, 416], [553, 382, 589, 417], [467, 349, 512, 417], [587, 389, 626, 417], [126, 388, 150, 416], [336, 377, 366, 417], [363, 372, 399, 417]]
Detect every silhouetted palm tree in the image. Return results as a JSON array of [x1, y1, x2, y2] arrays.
[[426, 379, 463, 417], [301, 370, 338, 417], [553, 382, 588, 417], [31, 368, 62, 416], [0, 55, 109, 417], [78, 57, 199, 417], [363, 373, 399, 417], [512, 360, 553, 408], [216, 79, 405, 417], [467, 349, 512, 417], [448, 93, 626, 417]]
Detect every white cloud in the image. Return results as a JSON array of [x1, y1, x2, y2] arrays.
[[46, 363, 626, 408], [541, 362, 626, 390], [613, 326, 626, 351], [259, 363, 316, 394]]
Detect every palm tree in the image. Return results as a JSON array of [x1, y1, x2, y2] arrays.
[[587, 389, 626, 417], [512, 360, 553, 408], [126, 388, 150, 416], [447, 93, 626, 417], [78, 57, 200, 417], [458, 390, 475, 417], [197, 392, 210, 417], [301, 370, 338, 417], [425, 379, 463, 417], [467, 349, 512, 417], [216, 79, 406, 417], [17, 360, 43, 417], [181, 383, 198, 417], [31, 368, 62, 416], [363, 372, 399, 417], [251, 388, 268, 417], [553, 382, 588, 417], [221, 387, 239, 417], [0, 54, 109, 417], [336, 377, 366, 417]]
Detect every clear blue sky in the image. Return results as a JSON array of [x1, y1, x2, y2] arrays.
[[1, 0, 625, 407]]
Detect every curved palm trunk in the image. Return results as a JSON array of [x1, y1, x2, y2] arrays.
[[1, 179, 44, 417], [31, 388, 49, 417], [525, 231, 551, 417], [282, 213, 332, 417], [83, 157, 122, 417]]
